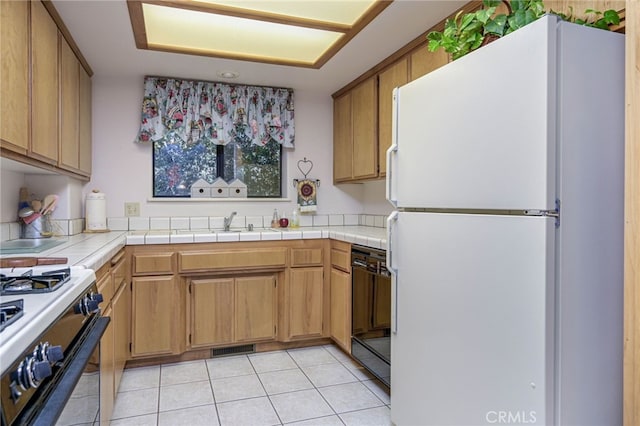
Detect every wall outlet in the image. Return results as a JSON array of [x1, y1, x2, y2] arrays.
[[124, 202, 140, 217]]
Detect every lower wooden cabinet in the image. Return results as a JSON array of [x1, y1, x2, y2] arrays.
[[189, 277, 234, 347], [288, 267, 324, 339], [112, 280, 130, 392], [131, 275, 183, 357], [236, 276, 277, 341], [188, 274, 276, 348], [330, 268, 352, 352], [99, 305, 114, 426], [95, 249, 128, 425]]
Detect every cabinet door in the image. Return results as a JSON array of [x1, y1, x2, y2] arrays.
[[333, 92, 352, 182], [59, 36, 80, 171], [0, 0, 29, 153], [131, 276, 181, 357], [100, 305, 115, 426], [378, 58, 408, 176], [351, 77, 378, 179], [409, 44, 449, 81], [235, 275, 276, 342], [288, 267, 324, 339], [330, 268, 351, 353], [78, 67, 92, 175], [190, 278, 234, 347], [30, 1, 58, 164], [113, 280, 130, 394]]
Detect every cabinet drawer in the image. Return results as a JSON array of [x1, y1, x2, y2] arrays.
[[330, 248, 351, 272], [132, 253, 174, 275], [111, 251, 127, 288], [179, 248, 287, 272], [97, 271, 113, 307], [290, 248, 323, 267]]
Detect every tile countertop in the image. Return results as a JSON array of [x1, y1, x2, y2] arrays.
[[0, 226, 387, 271]]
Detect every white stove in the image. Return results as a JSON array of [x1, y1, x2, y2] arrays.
[[0, 265, 97, 375], [0, 263, 102, 426]]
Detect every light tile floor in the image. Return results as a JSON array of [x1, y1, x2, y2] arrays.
[[111, 344, 391, 426]]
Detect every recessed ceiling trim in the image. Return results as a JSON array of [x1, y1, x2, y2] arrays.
[[127, 0, 393, 69]]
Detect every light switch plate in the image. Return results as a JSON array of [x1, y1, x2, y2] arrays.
[[124, 202, 140, 217]]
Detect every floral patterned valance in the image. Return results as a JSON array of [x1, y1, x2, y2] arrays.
[[134, 76, 295, 148]]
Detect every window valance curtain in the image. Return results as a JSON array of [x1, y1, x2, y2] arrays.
[[134, 76, 295, 148]]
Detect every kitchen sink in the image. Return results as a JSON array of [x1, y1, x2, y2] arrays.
[[0, 238, 66, 254]]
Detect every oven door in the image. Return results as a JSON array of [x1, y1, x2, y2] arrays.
[[351, 253, 391, 386], [31, 317, 109, 426]]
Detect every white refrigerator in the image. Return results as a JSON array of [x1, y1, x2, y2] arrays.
[[386, 15, 624, 426]]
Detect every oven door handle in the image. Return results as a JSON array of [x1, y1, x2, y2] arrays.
[[31, 317, 110, 426]]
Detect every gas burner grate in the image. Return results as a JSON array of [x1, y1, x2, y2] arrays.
[[0, 299, 24, 332], [0, 268, 71, 295]]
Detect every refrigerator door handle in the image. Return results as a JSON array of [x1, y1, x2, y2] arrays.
[[387, 211, 399, 333], [386, 89, 399, 208]]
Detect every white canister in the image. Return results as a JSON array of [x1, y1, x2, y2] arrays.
[[85, 190, 107, 231]]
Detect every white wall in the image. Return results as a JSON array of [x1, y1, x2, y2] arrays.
[[361, 180, 394, 215], [0, 167, 25, 222], [86, 75, 365, 220], [0, 159, 83, 223]]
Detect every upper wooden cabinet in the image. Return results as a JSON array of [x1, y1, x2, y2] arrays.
[[0, 1, 29, 153], [332, 13, 452, 183], [31, 0, 59, 165], [59, 36, 80, 172], [0, 1, 92, 180], [409, 44, 449, 81], [378, 58, 409, 177], [333, 92, 352, 182], [333, 76, 378, 183], [79, 67, 92, 175]]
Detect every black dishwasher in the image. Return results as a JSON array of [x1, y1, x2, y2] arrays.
[[351, 245, 391, 387]]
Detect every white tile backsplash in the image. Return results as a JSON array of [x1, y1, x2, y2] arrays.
[[312, 215, 329, 227], [374, 216, 385, 228], [344, 215, 359, 226], [170, 217, 190, 230], [52, 219, 69, 236], [70, 219, 84, 235], [245, 216, 264, 228], [329, 215, 344, 226], [210, 217, 225, 229], [150, 217, 170, 230], [364, 215, 375, 227], [299, 215, 313, 227], [190, 217, 209, 229], [108, 217, 129, 231], [129, 217, 150, 231]]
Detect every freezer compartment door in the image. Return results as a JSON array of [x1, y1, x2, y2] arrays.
[[390, 212, 555, 426], [391, 16, 556, 210]]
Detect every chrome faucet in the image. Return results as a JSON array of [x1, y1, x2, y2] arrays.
[[223, 211, 237, 231]]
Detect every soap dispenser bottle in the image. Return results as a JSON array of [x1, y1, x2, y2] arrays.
[[291, 208, 300, 229], [271, 208, 280, 228]]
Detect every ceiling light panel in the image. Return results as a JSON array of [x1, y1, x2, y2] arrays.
[[196, 0, 378, 26], [143, 3, 343, 64]]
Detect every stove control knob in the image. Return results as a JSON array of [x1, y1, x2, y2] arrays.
[[9, 381, 22, 403], [74, 292, 104, 315], [91, 293, 104, 304], [16, 357, 52, 390], [47, 345, 64, 364], [31, 360, 52, 383]]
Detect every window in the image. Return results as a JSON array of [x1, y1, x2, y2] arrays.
[[153, 138, 282, 197], [135, 77, 294, 198]]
